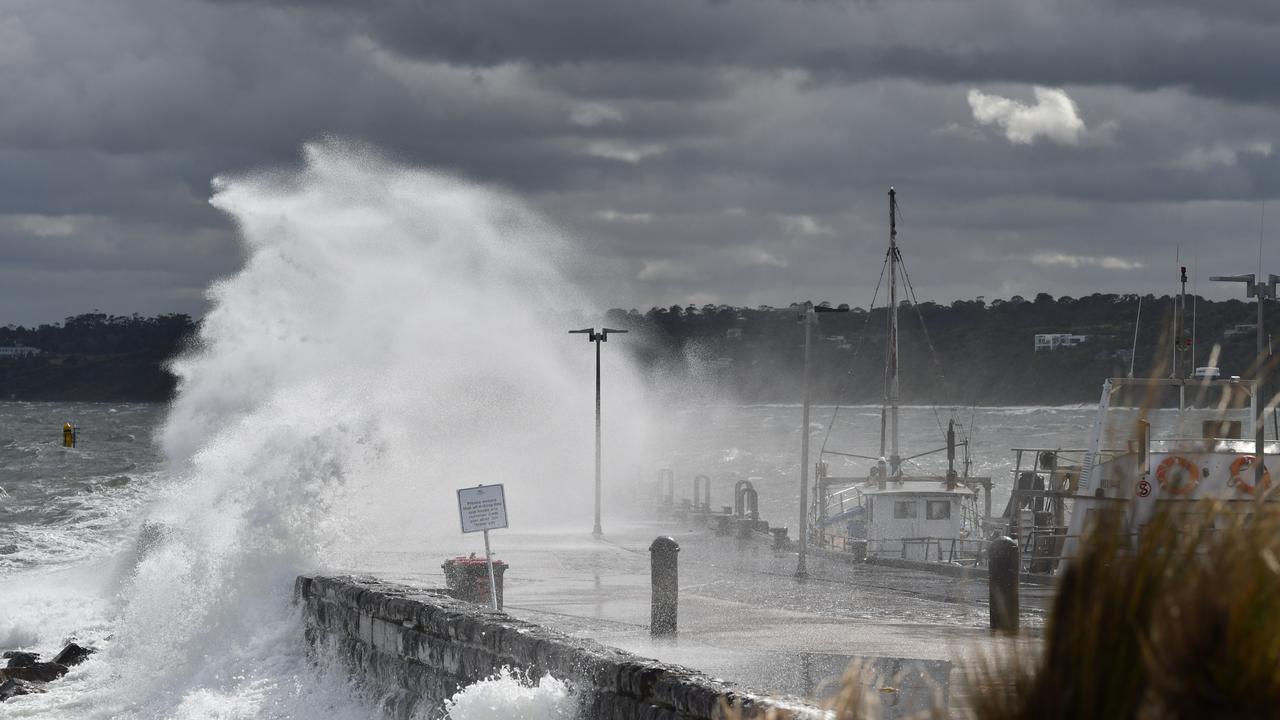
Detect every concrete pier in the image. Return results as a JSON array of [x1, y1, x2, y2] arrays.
[[360, 518, 1045, 716], [296, 574, 824, 720]]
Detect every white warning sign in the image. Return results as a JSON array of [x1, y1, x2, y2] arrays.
[[456, 484, 509, 533]]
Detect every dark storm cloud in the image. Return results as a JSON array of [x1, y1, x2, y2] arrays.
[[0, 0, 1278, 323], [247, 0, 1280, 104]]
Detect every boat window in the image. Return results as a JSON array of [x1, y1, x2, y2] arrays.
[[926, 500, 951, 520], [893, 501, 917, 519]]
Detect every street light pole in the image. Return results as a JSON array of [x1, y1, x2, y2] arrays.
[[796, 302, 847, 579], [570, 327, 628, 537], [1210, 272, 1279, 489]]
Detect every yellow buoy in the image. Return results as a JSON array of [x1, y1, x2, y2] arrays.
[[62, 422, 76, 448]]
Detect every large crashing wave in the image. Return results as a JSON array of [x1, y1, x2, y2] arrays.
[[6, 141, 648, 718]]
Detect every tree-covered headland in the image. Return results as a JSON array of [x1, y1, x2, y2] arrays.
[[0, 313, 195, 402], [0, 294, 1269, 405], [608, 293, 1270, 406]]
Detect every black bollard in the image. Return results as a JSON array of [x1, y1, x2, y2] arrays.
[[989, 536, 1020, 634], [650, 536, 679, 636]]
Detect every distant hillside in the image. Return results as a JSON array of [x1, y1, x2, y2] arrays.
[[0, 313, 196, 402], [606, 294, 1269, 405], [3, 295, 1268, 405]]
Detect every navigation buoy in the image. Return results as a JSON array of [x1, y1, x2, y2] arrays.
[[62, 423, 76, 448]]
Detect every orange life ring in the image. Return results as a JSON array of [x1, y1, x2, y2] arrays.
[[1229, 455, 1272, 495], [1155, 456, 1200, 495]]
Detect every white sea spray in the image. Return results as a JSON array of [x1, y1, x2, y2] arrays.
[[0, 140, 650, 718]]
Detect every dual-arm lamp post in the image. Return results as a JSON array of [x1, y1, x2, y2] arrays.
[[569, 327, 628, 537], [1210, 273, 1279, 488]]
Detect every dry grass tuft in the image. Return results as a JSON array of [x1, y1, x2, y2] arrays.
[[969, 502, 1280, 720], [723, 503, 1280, 719]]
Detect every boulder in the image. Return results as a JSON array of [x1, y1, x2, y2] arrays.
[[2, 651, 38, 668], [0, 662, 68, 683], [52, 642, 94, 667], [0, 678, 46, 701]]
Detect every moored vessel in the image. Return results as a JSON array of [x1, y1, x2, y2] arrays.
[[811, 188, 993, 564], [1004, 375, 1277, 575]]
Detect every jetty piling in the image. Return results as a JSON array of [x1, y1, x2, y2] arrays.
[[692, 474, 711, 512]]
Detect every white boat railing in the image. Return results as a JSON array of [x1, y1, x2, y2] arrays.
[[825, 483, 865, 519]]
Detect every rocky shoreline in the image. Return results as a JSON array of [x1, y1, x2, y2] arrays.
[[0, 643, 94, 702]]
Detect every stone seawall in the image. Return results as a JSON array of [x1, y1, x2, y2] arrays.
[[296, 575, 825, 720]]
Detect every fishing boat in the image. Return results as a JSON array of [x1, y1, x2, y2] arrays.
[[1001, 375, 1278, 575], [1000, 262, 1280, 575], [810, 188, 993, 564]]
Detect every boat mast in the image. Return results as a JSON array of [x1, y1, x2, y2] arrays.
[[886, 187, 901, 476]]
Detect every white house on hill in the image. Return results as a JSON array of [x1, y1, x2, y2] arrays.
[[1034, 334, 1088, 351]]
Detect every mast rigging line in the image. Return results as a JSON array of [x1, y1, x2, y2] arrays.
[[895, 249, 959, 440], [816, 252, 890, 459], [815, 189, 976, 468]]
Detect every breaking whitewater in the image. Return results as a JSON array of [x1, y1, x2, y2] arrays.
[[0, 142, 642, 719]]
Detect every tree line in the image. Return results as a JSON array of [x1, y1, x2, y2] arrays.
[[2, 294, 1270, 405], [0, 313, 196, 402], [605, 293, 1270, 405]]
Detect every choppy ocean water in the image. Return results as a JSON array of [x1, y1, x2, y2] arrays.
[[0, 396, 1101, 719], [0, 403, 164, 575]]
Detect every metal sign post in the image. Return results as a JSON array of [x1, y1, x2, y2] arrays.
[[456, 483, 509, 610]]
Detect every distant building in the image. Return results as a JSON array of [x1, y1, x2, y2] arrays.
[[725, 328, 743, 339], [1225, 323, 1257, 339], [1034, 334, 1089, 351], [0, 346, 39, 357]]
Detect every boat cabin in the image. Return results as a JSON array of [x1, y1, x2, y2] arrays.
[[862, 484, 975, 560]]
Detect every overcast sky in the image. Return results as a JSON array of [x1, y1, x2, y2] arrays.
[[2, 0, 1279, 325]]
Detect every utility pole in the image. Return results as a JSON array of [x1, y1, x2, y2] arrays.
[[796, 302, 848, 579], [1210, 273, 1279, 488], [569, 327, 628, 537]]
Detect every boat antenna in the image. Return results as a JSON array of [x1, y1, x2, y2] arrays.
[[885, 187, 901, 477], [1192, 240, 1198, 372], [1172, 246, 1188, 380], [1170, 247, 1177, 379], [1180, 262, 1188, 376], [1129, 295, 1142, 378], [1259, 202, 1267, 426]]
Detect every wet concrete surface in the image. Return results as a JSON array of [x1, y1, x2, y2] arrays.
[[367, 518, 1049, 717]]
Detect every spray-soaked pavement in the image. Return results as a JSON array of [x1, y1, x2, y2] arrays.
[[368, 518, 1050, 715]]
